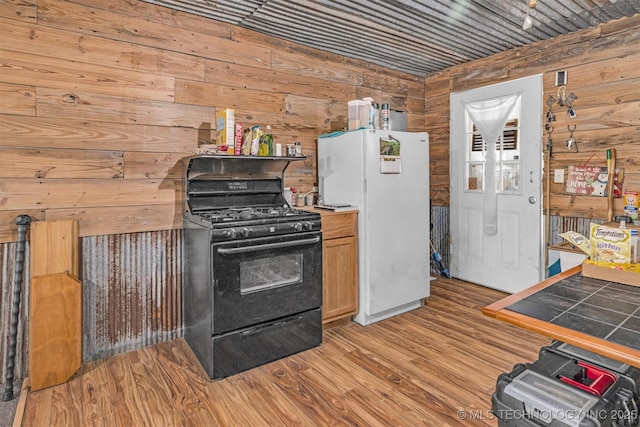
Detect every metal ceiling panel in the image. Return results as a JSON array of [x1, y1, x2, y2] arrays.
[[141, 0, 640, 76]]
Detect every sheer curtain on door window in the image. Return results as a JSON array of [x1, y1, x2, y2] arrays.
[[463, 93, 520, 235]]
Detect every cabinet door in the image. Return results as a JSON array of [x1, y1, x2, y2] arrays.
[[322, 235, 358, 323]]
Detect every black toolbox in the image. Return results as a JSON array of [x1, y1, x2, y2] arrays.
[[492, 341, 640, 427]]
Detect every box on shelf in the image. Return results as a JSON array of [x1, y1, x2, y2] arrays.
[[216, 108, 235, 153], [581, 260, 640, 286], [348, 100, 370, 130], [624, 191, 639, 220], [559, 221, 640, 286]]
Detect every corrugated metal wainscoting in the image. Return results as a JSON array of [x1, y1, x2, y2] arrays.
[[428, 211, 598, 279], [430, 205, 450, 276], [548, 216, 604, 246], [1, 229, 184, 390], [82, 230, 183, 361]]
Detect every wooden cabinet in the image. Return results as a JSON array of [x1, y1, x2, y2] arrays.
[[315, 209, 359, 326]]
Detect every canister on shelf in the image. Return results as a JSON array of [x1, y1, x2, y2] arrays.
[[373, 103, 380, 129], [289, 187, 297, 206], [381, 103, 390, 130], [284, 187, 293, 206], [294, 141, 302, 156]]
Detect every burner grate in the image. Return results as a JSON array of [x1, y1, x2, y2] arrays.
[[198, 206, 307, 223]]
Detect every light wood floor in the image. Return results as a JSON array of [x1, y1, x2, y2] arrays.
[[21, 278, 550, 426]]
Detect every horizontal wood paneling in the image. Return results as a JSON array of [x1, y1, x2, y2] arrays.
[[71, 0, 232, 38], [0, 148, 124, 179], [0, 17, 206, 80], [0, 0, 36, 23], [0, 116, 202, 152], [0, 49, 176, 102], [0, 0, 425, 243], [175, 79, 286, 113], [38, 0, 268, 68], [45, 205, 183, 237], [271, 49, 364, 86], [35, 87, 215, 128], [425, 14, 640, 219], [204, 59, 355, 101], [0, 82, 35, 116], [0, 179, 180, 210]]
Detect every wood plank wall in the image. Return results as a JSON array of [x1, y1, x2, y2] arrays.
[[425, 15, 640, 220], [0, 0, 425, 243]]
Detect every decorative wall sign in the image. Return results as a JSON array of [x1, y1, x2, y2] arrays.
[[566, 165, 607, 196], [565, 165, 624, 197]]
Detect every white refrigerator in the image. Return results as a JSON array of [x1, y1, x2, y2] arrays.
[[317, 129, 433, 326]]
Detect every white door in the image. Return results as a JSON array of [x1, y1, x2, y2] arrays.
[[450, 75, 543, 293]]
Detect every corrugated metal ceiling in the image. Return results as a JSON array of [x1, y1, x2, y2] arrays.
[[141, 0, 640, 76]]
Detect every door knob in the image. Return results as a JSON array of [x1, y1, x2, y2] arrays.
[[528, 196, 537, 204]]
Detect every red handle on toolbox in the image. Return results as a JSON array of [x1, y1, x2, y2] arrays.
[[559, 361, 617, 397]]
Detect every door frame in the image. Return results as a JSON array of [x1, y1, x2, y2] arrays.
[[449, 75, 544, 292]]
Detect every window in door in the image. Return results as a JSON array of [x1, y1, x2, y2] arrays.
[[464, 110, 521, 194]]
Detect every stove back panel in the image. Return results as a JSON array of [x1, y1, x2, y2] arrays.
[[187, 178, 285, 212]]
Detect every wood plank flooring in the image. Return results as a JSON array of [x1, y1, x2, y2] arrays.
[[21, 278, 550, 426]]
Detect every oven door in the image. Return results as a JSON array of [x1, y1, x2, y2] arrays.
[[211, 231, 322, 334]]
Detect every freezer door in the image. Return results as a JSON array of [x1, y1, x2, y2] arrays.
[[362, 131, 431, 318], [317, 131, 365, 209]]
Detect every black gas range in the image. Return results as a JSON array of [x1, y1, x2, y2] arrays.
[[182, 155, 322, 380], [186, 206, 321, 241]]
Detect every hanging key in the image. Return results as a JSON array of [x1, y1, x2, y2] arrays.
[[566, 125, 578, 152], [546, 109, 556, 122], [566, 92, 578, 118]]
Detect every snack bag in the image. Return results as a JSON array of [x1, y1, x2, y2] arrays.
[[559, 231, 591, 256], [589, 223, 631, 264]]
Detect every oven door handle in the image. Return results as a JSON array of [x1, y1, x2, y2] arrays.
[[216, 236, 320, 254]]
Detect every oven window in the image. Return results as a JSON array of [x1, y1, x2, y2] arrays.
[[240, 253, 303, 294]]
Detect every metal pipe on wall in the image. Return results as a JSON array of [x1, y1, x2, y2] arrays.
[[2, 215, 31, 401]]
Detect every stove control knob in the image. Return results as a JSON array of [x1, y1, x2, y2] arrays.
[[240, 227, 250, 238], [226, 229, 237, 239], [303, 221, 314, 231], [293, 222, 303, 232]]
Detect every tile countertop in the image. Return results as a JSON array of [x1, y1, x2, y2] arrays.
[[483, 265, 640, 367]]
